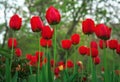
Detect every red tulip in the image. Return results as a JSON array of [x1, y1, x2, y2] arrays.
[[9, 14, 22, 30], [8, 38, 17, 49], [46, 6, 61, 25], [71, 34, 80, 45], [86, 48, 90, 56], [91, 48, 98, 57], [50, 59, 55, 67], [116, 44, 120, 55], [26, 54, 32, 60], [35, 51, 44, 61], [54, 67, 60, 77], [99, 40, 107, 49], [29, 56, 38, 65], [108, 39, 118, 50], [82, 18, 95, 35], [58, 61, 65, 66], [90, 41, 98, 49], [95, 24, 111, 40], [61, 39, 72, 50], [15, 48, 22, 57], [40, 37, 52, 48], [66, 60, 74, 68], [93, 56, 100, 65], [78, 46, 88, 55], [41, 26, 54, 39], [30, 16, 43, 32]]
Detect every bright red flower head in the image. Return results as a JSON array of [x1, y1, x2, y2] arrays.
[[78, 46, 88, 55], [46, 6, 61, 25], [35, 51, 44, 61], [108, 39, 118, 50], [91, 48, 99, 57], [71, 34, 80, 45], [54, 67, 60, 77], [116, 44, 120, 55], [15, 48, 22, 57], [93, 56, 100, 65], [90, 41, 98, 49], [50, 59, 55, 67], [29, 56, 38, 65], [99, 40, 107, 49], [8, 38, 17, 49], [95, 24, 111, 40], [9, 14, 22, 30], [66, 60, 74, 68], [57, 61, 65, 67], [40, 37, 52, 48], [82, 18, 95, 35], [61, 39, 72, 50], [26, 54, 32, 61], [30, 16, 43, 32], [41, 26, 54, 39]]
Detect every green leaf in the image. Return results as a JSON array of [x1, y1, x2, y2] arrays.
[[27, 74, 36, 82], [5, 58, 10, 82], [12, 71, 18, 82]]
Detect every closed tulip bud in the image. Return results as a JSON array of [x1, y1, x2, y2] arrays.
[[46, 6, 61, 25], [90, 41, 98, 49], [66, 60, 74, 68], [8, 38, 17, 49], [95, 24, 111, 40], [41, 26, 54, 39], [78, 46, 88, 55], [61, 39, 72, 50], [108, 39, 118, 50], [91, 48, 99, 57], [15, 48, 22, 57], [93, 56, 100, 65], [9, 14, 22, 30], [71, 34, 80, 45], [82, 18, 95, 35], [99, 40, 107, 49], [30, 16, 43, 32]]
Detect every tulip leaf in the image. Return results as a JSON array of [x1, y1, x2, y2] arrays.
[[12, 71, 18, 82], [27, 74, 36, 82], [5, 58, 10, 82]]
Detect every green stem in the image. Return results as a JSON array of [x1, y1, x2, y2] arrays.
[[65, 50, 68, 71], [37, 34, 40, 82], [9, 31, 15, 82], [103, 47, 108, 82], [53, 27, 57, 69]]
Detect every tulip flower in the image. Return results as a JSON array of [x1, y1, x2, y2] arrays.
[[78, 46, 88, 55], [66, 60, 74, 68], [82, 18, 95, 35], [116, 44, 120, 55], [99, 40, 107, 49], [41, 26, 54, 39], [15, 48, 22, 57], [40, 37, 52, 48], [9, 14, 22, 30], [46, 6, 61, 25], [93, 56, 100, 65], [108, 39, 118, 50], [90, 41, 98, 49], [71, 33, 80, 45], [91, 48, 99, 57], [61, 39, 72, 50], [95, 24, 111, 40], [8, 38, 17, 49], [30, 16, 43, 32]]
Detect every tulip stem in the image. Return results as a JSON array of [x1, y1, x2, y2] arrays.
[[37, 34, 40, 82], [65, 50, 68, 71], [53, 26, 57, 69], [103, 47, 108, 82], [9, 30, 15, 82]]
